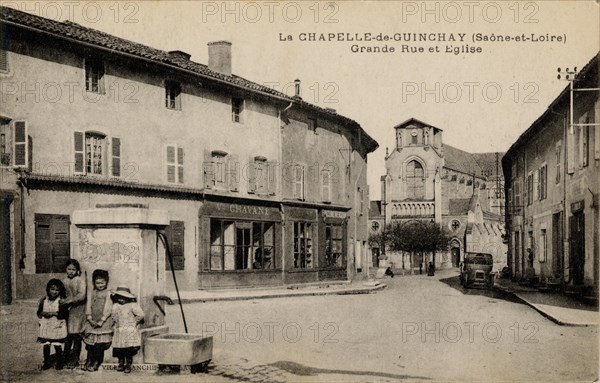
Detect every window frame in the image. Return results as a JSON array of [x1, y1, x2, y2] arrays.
[[165, 80, 182, 110], [165, 144, 184, 184], [232, 97, 244, 123], [84, 56, 105, 94], [293, 221, 314, 269]]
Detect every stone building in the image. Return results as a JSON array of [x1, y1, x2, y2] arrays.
[[369, 118, 507, 272], [0, 6, 377, 302], [502, 53, 599, 296]]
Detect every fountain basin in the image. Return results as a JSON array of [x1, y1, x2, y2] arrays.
[[143, 333, 213, 366]]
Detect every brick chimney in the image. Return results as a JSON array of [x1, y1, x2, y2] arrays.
[[207, 41, 232, 76]]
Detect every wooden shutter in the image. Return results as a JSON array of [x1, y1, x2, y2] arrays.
[[35, 214, 70, 273], [165, 221, 185, 270], [567, 128, 575, 174], [322, 170, 330, 202], [595, 100, 600, 160], [111, 137, 121, 177], [35, 214, 52, 273], [74, 131, 84, 174], [177, 147, 184, 184], [203, 150, 214, 189], [248, 157, 256, 194], [533, 170, 539, 201], [166, 145, 176, 183], [201, 217, 211, 271], [228, 154, 239, 192], [13, 121, 27, 168], [267, 161, 277, 196], [294, 165, 304, 200], [0, 49, 7, 73], [52, 216, 70, 272]]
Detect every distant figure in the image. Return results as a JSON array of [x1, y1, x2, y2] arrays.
[[419, 263, 423, 275], [427, 262, 435, 276], [385, 266, 394, 278], [527, 248, 534, 269]]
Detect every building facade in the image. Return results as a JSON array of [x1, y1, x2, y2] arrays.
[[370, 118, 507, 272], [502, 53, 599, 296], [0, 7, 377, 301]]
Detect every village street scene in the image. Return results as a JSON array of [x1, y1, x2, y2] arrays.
[[0, 1, 599, 382]]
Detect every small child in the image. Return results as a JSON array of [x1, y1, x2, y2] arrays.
[[61, 259, 86, 368], [37, 279, 69, 370], [83, 269, 113, 372], [110, 286, 144, 373]]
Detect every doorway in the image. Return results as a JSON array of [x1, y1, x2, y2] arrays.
[[570, 212, 585, 285]]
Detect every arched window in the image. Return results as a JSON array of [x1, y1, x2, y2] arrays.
[[406, 160, 425, 199]]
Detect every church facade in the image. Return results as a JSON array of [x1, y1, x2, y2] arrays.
[[371, 118, 507, 272]]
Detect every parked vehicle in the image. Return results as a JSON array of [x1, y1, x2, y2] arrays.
[[460, 252, 494, 289]]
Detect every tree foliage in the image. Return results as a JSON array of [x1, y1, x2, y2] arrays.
[[377, 220, 452, 254]]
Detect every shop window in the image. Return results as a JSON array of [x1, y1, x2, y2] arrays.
[[35, 214, 70, 273], [325, 223, 344, 268], [84, 57, 105, 94], [163, 220, 185, 270], [293, 222, 313, 269], [210, 219, 275, 271]]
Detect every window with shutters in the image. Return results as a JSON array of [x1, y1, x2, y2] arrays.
[[250, 156, 267, 195], [292, 164, 304, 200], [321, 168, 331, 203], [0, 48, 8, 74], [539, 164, 547, 200], [163, 220, 184, 270], [232, 97, 244, 123], [13, 121, 28, 169], [203, 150, 239, 192], [527, 172, 533, 206], [513, 180, 521, 212], [165, 144, 184, 184], [555, 142, 561, 184], [165, 81, 181, 110], [293, 222, 313, 269], [0, 120, 11, 166], [73, 131, 119, 177], [84, 57, 105, 94], [35, 214, 70, 273]]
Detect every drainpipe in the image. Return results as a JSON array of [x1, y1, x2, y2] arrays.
[[278, 102, 293, 278]]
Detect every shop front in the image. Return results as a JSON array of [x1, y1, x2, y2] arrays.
[[199, 199, 283, 289], [318, 209, 348, 281], [282, 205, 319, 284]]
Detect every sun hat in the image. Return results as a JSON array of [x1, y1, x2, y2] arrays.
[[110, 286, 135, 299]]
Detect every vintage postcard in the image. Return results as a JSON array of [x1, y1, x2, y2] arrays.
[[0, 1, 598, 382]]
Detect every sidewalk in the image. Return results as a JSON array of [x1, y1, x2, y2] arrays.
[[169, 280, 387, 303], [495, 279, 599, 326]]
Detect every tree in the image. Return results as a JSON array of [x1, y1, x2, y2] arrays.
[[382, 220, 452, 271]]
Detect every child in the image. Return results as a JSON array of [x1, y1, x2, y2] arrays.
[[83, 269, 113, 372], [110, 286, 144, 373], [37, 279, 69, 370], [61, 259, 86, 369]]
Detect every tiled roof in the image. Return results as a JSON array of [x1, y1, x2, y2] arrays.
[[1, 6, 378, 152], [443, 145, 484, 175]]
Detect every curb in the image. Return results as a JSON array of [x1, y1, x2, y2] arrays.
[[513, 293, 598, 327], [172, 284, 387, 304], [495, 285, 597, 326]]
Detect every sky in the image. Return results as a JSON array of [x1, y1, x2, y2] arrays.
[[5, 0, 599, 199]]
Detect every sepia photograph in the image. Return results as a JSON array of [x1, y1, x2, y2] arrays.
[[0, 1, 598, 382]]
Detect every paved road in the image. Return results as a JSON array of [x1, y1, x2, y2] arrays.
[[166, 270, 598, 382]]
